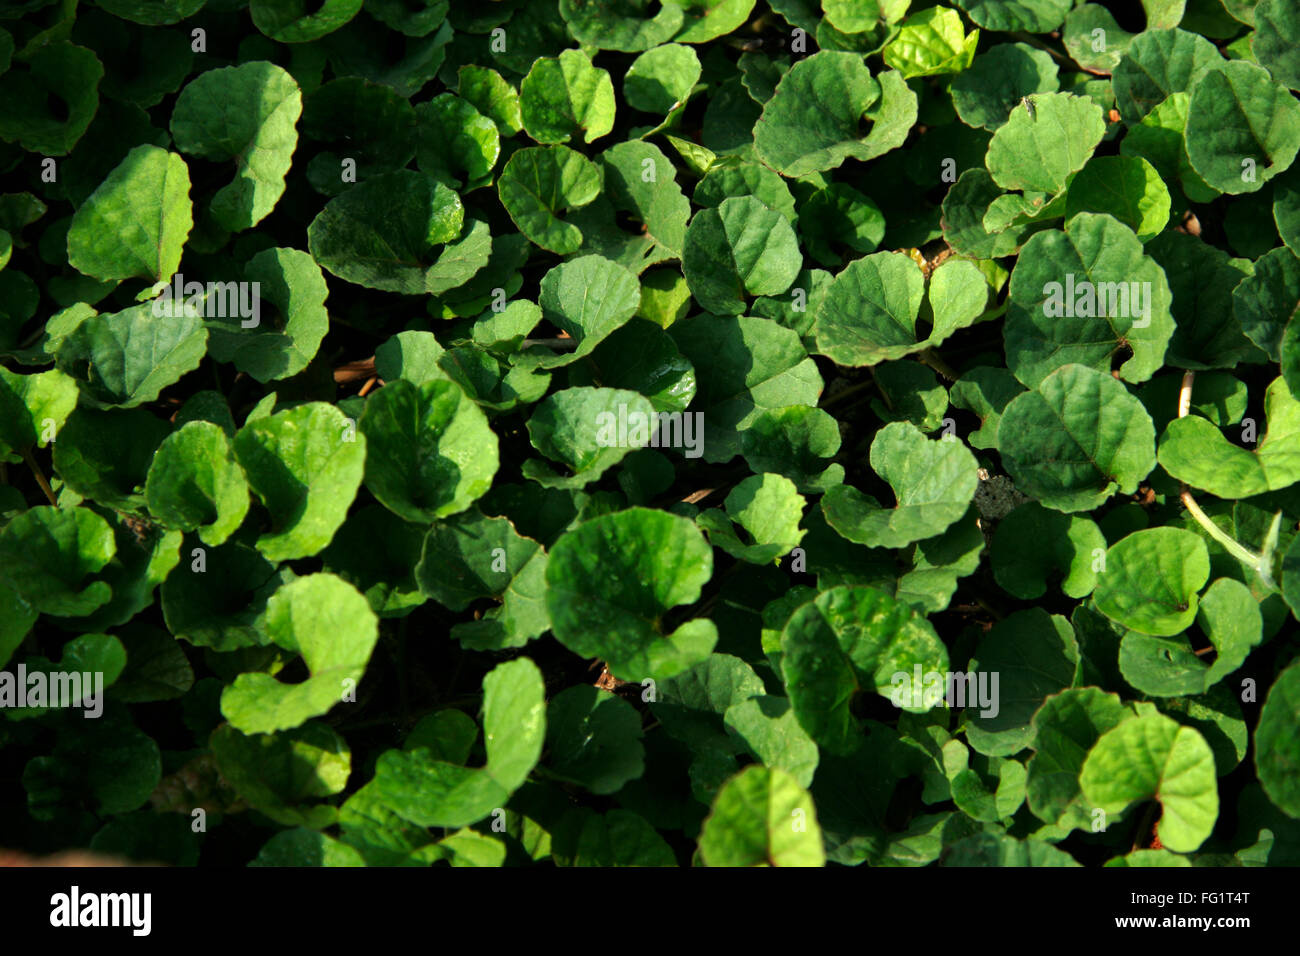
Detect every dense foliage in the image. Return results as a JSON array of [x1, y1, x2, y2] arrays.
[[1, 0, 1299, 868]]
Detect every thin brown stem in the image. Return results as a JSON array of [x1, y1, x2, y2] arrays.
[[919, 347, 959, 382], [22, 448, 57, 505]]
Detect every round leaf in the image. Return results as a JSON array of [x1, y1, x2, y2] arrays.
[[145, 421, 249, 546], [1080, 713, 1219, 852], [220, 573, 380, 735], [1093, 527, 1211, 636], [697, 765, 825, 867], [780, 585, 950, 754], [359, 378, 498, 522], [998, 364, 1157, 512], [545, 508, 717, 682]]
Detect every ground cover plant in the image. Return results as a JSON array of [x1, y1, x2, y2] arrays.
[[0, 0, 1299, 869]]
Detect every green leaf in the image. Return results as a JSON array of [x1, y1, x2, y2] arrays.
[[1256, 658, 1300, 818], [111, 627, 194, 703], [955, 0, 1071, 32], [359, 378, 498, 522], [66, 144, 192, 284], [546, 507, 717, 681], [551, 807, 674, 866], [798, 182, 886, 266], [0, 42, 102, 156], [943, 831, 1081, 866], [1064, 156, 1171, 241], [0, 505, 115, 616], [520, 49, 615, 146], [723, 695, 820, 787], [564, 318, 696, 412], [55, 301, 207, 409], [1093, 527, 1211, 636], [985, 92, 1106, 195], [371, 657, 545, 827], [145, 421, 250, 546], [1232, 245, 1300, 361], [739, 405, 844, 494], [1158, 376, 1300, 498], [322, 504, 425, 619], [206, 247, 329, 383], [1080, 713, 1219, 852], [307, 170, 472, 294], [674, 0, 757, 42], [998, 364, 1157, 512], [624, 43, 701, 114], [1120, 91, 1219, 203], [415, 94, 500, 191], [169, 62, 301, 231], [697, 765, 825, 866], [23, 707, 160, 819], [812, 251, 925, 365], [670, 314, 823, 463], [0, 366, 77, 462], [822, 421, 978, 548], [951, 753, 1027, 823], [559, 0, 685, 51], [524, 387, 658, 488], [991, 501, 1107, 599], [882, 6, 979, 79], [521, 255, 641, 371], [752, 51, 882, 177], [1026, 687, 1133, 830], [161, 541, 289, 651], [698, 473, 806, 564], [780, 585, 950, 753], [458, 64, 522, 137], [1112, 27, 1225, 124], [0, 586, 37, 669], [965, 609, 1080, 757], [682, 196, 802, 315], [1119, 578, 1262, 695], [694, 160, 797, 222], [51, 408, 167, 510], [250, 0, 363, 42], [8, 632, 126, 720], [948, 366, 1024, 450], [211, 721, 350, 828], [497, 145, 603, 254], [951, 42, 1060, 132], [220, 573, 380, 734], [1186, 59, 1300, 195], [232, 401, 367, 561], [1147, 231, 1257, 369], [546, 685, 645, 794], [1255, 0, 1300, 91], [252, 829, 366, 867], [570, 140, 691, 270]]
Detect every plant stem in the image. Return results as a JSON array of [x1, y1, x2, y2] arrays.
[[919, 347, 959, 382], [1179, 488, 1266, 569], [1174, 371, 1275, 586], [1177, 369, 1194, 419], [21, 448, 57, 505], [520, 337, 578, 350]]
